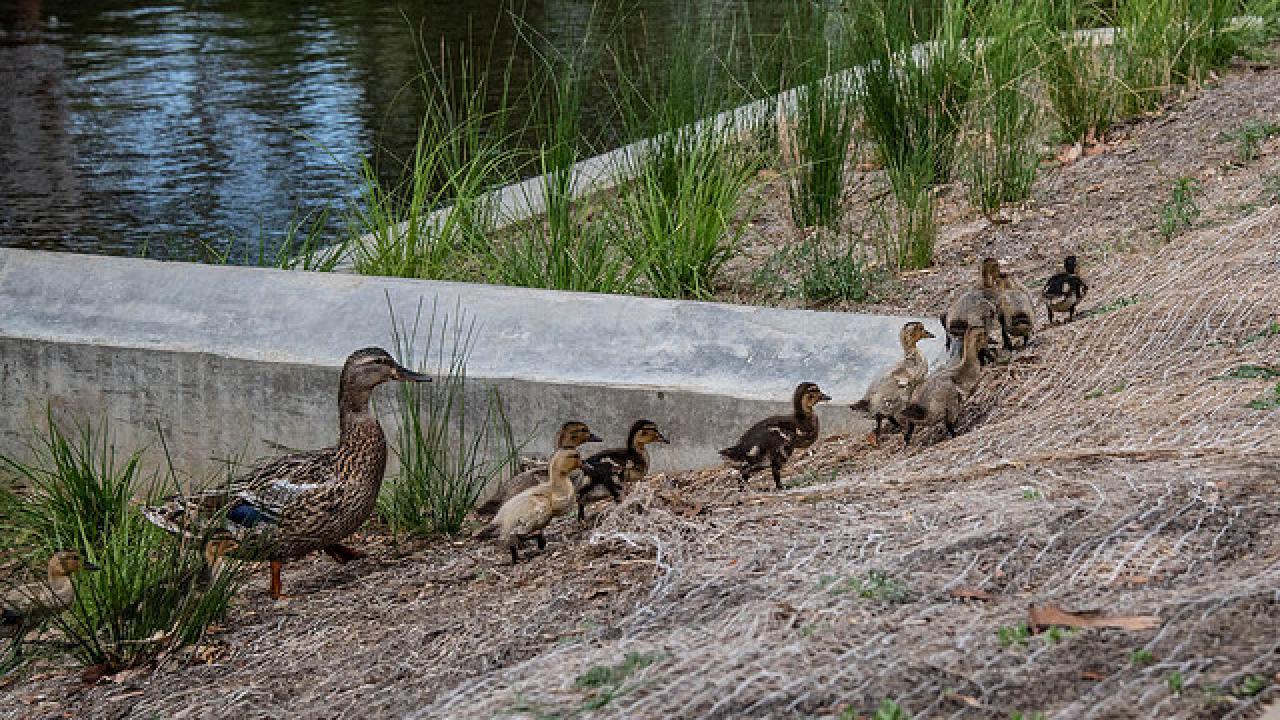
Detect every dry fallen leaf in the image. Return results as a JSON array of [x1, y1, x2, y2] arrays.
[[1028, 604, 1161, 632], [947, 693, 982, 707], [1081, 671, 1106, 681], [949, 587, 994, 601], [1058, 142, 1083, 165]]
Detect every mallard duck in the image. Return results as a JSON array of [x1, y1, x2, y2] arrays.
[[1043, 255, 1088, 323], [2, 551, 98, 649], [577, 420, 669, 521], [720, 382, 831, 491], [900, 326, 986, 446], [994, 272, 1037, 350], [142, 347, 430, 599], [942, 258, 1001, 364], [474, 421, 600, 518], [473, 445, 584, 564], [851, 322, 935, 444]]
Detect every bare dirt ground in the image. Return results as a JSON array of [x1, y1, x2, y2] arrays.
[[2, 59, 1279, 720]]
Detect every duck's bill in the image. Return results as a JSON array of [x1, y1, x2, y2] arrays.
[[587, 433, 604, 443], [819, 393, 833, 402], [392, 364, 433, 382], [84, 561, 101, 571], [655, 432, 671, 444], [922, 329, 937, 339]]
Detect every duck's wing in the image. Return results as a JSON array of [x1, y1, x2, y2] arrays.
[[227, 450, 340, 527], [142, 450, 338, 537]]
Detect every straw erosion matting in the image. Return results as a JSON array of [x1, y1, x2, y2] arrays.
[[4, 189, 1278, 719]]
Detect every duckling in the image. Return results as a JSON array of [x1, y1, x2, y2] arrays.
[[1043, 255, 1089, 323], [474, 421, 600, 518], [473, 445, 584, 564], [994, 272, 1037, 351], [577, 420, 669, 521], [720, 382, 831, 490], [851, 322, 936, 444], [2, 551, 98, 649], [899, 326, 986, 446], [142, 347, 431, 599], [941, 258, 1001, 364]]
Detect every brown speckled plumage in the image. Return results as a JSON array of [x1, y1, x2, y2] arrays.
[[142, 347, 429, 596]]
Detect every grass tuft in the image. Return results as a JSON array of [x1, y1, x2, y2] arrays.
[[1, 416, 242, 672], [379, 298, 520, 537], [1158, 176, 1202, 240]]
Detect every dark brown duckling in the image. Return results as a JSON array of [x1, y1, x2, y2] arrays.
[[1043, 255, 1089, 323], [720, 382, 831, 491], [941, 258, 1001, 364], [577, 420, 669, 521], [474, 421, 600, 518], [899, 326, 986, 446]]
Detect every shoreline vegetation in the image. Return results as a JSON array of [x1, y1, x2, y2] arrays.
[[166, 0, 1279, 303]]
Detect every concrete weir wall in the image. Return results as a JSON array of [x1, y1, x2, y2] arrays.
[[0, 248, 946, 482]]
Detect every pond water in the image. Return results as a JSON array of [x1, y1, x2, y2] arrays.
[[0, 0, 784, 263]]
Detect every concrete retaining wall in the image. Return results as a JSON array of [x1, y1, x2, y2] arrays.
[[0, 248, 946, 483]]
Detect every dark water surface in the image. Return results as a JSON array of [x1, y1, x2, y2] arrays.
[[0, 0, 783, 262]]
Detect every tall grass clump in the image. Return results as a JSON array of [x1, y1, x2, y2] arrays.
[[1, 417, 242, 672], [1116, 0, 1239, 116], [966, 0, 1050, 213], [0, 413, 138, 552], [849, 0, 973, 268], [610, 9, 761, 299], [487, 20, 637, 294], [780, 3, 861, 229], [351, 37, 517, 280], [379, 300, 519, 537], [1040, 0, 1117, 145]]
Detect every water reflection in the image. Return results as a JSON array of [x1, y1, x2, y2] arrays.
[[0, 0, 785, 263]]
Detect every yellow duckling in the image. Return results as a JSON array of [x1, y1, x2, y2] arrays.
[[2, 550, 99, 649], [473, 445, 585, 564], [993, 272, 1036, 351], [851, 321, 935, 444], [941, 258, 1001, 364], [899, 326, 986, 446]]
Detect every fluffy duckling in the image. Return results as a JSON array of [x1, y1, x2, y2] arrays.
[[1043, 255, 1089, 323], [994, 272, 1037, 351], [720, 382, 831, 490], [473, 446, 584, 564], [2, 551, 99, 644], [577, 420, 669, 521], [474, 421, 600, 518], [851, 322, 935, 444], [941, 258, 1001, 364], [899, 326, 987, 446]]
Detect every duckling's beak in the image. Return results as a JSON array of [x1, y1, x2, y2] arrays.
[[818, 393, 832, 402], [922, 329, 937, 339], [391, 363, 432, 383], [84, 561, 101, 571], [587, 433, 603, 443], [654, 432, 670, 444]]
